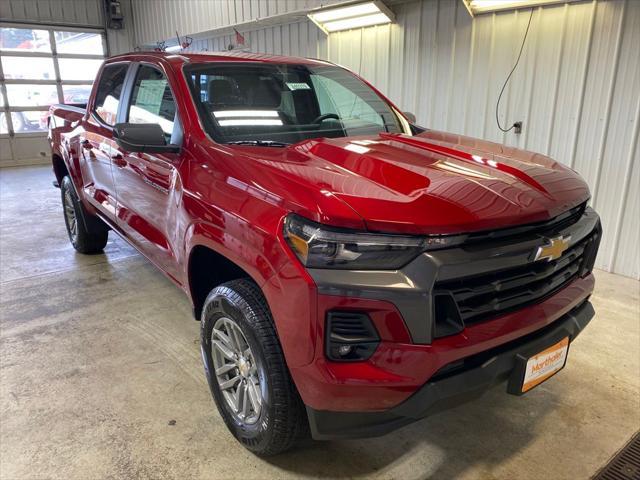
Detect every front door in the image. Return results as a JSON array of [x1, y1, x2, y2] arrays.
[[111, 63, 183, 283], [79, 63, 129, 220]]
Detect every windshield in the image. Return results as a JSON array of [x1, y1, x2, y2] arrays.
[[185, 62, 404, 145]]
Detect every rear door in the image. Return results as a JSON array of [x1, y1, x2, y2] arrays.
[[111, 63, 184, 283], [79, 63, 129, 220]]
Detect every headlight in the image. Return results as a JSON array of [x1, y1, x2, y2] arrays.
[[283, 214, 464, 270]]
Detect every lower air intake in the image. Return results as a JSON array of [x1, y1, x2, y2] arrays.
[[325, 311, 380, 362]]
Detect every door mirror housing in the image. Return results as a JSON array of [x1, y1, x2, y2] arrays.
[[403, 112, 417, 124], [113, 123, 180, 154]]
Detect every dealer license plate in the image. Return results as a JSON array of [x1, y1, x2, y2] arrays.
[[521, 337, 569, 393]]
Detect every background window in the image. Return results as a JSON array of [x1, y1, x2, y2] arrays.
[[93, 64, 128, 126], [5, 84, 58, 107], [58, 59, 103, 82], [127, 66, 177, 136], [0, 28, 51, 52], [54, 31, 104, 55], [1, 56, 55, 80], [0, 25, 105, 135], [62, 85, 94, 105]]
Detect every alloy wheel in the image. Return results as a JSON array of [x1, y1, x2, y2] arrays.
[[63, 188, 78, 243], [211, 316, 263, 425]]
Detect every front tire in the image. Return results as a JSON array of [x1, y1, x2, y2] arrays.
[[60, 176, 108, 254], [201, 279, 308, 455]]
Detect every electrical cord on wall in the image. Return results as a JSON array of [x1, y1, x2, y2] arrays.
[[496, 8, 534, 133]]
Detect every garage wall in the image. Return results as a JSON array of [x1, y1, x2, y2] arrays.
[[131, 0, 337, 47], [189, 20, 328, 59], [0, 0, 135, 55], [0, 0, 135, 168], [0, 0, 104, 26], [322, 0, 639, 279]]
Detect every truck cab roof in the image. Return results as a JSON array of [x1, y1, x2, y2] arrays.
[[106, 50, 332, 67]]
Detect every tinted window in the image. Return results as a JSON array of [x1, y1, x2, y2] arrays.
[[127, 65, 176, 136], [186, 63, 402, 145], [94, 63, 128, 125]]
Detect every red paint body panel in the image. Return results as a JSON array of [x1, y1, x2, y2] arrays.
[[49, 52, 597, 414], [293, 275, 594, 411]]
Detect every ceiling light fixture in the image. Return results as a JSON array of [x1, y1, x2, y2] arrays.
[[214, 110, 280, 118], [308, 1, 395, 34], [463, 0, 579, 16], [218, 119, 283, 127]]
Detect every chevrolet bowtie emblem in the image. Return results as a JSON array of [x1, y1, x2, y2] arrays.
[[534, 235, 571, 262]]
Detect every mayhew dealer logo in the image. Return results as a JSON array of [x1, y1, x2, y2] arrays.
[[522, 338, 569, 392], [530, 350, 564, 374]]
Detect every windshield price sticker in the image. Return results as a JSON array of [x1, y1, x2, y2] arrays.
[[286, 82, 311, 91]]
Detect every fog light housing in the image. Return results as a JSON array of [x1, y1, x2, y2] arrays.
[[325, 311, 380, 362]]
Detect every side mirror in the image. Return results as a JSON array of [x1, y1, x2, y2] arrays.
[[403, 111, 417, 124], [113, 123, 180, 154]]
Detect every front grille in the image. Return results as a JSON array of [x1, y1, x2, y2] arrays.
[[464, 202, 586, 245], [434, 228, 600, 327]]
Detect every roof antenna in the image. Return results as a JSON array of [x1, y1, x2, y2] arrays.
[[175, 31, 192, 51]]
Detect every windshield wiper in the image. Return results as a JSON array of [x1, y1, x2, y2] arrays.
[[225, 140, 290, 147]]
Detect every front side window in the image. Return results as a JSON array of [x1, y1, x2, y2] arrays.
[[126, 65, 176, 136], [93, 64, 128, 126], [186, 63, 403, 145]]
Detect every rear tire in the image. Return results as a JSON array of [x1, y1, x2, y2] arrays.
[[60, 176, 108, 254], [201, 279, 309, 456]]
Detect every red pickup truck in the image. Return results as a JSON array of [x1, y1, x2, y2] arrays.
[[49, 52, 601, 455]]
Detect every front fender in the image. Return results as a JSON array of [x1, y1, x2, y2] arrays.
[[183, 215, 317, 368]]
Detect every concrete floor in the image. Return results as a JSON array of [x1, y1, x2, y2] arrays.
[[0, 165, 638, 480]]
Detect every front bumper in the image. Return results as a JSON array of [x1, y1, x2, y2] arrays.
[[309, 207, 600, 344], [307, 298, 594, 440]]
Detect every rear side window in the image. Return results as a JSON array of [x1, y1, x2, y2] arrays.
[[126, 65, 176, 136], [93, 63, 128, 126]]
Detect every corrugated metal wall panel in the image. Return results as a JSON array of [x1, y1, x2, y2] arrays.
[[188, 20, 326, 61], [353, 0, 638, 279], [0, 0, 134, 54], [57, 0, 640, 278], [593, 1, 639, 276], [613, 141, 639, 277], [130, 0, 340, 47], [0, 0, 104, 27]]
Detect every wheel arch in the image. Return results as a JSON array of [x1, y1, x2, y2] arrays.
[[51, 152, 69, 184], [187, 243, 263, 321]]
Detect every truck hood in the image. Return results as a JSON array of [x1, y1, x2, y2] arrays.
[[232, 130, 590, 235]]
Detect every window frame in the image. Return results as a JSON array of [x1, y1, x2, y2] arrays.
[[0, 22, 107, 137], [125, 63, 180, 137], [183, 62, 406, 145], [91, 62, 131, 128]]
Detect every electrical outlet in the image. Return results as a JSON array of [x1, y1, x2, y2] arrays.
[[513, 121, 523, 134]]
